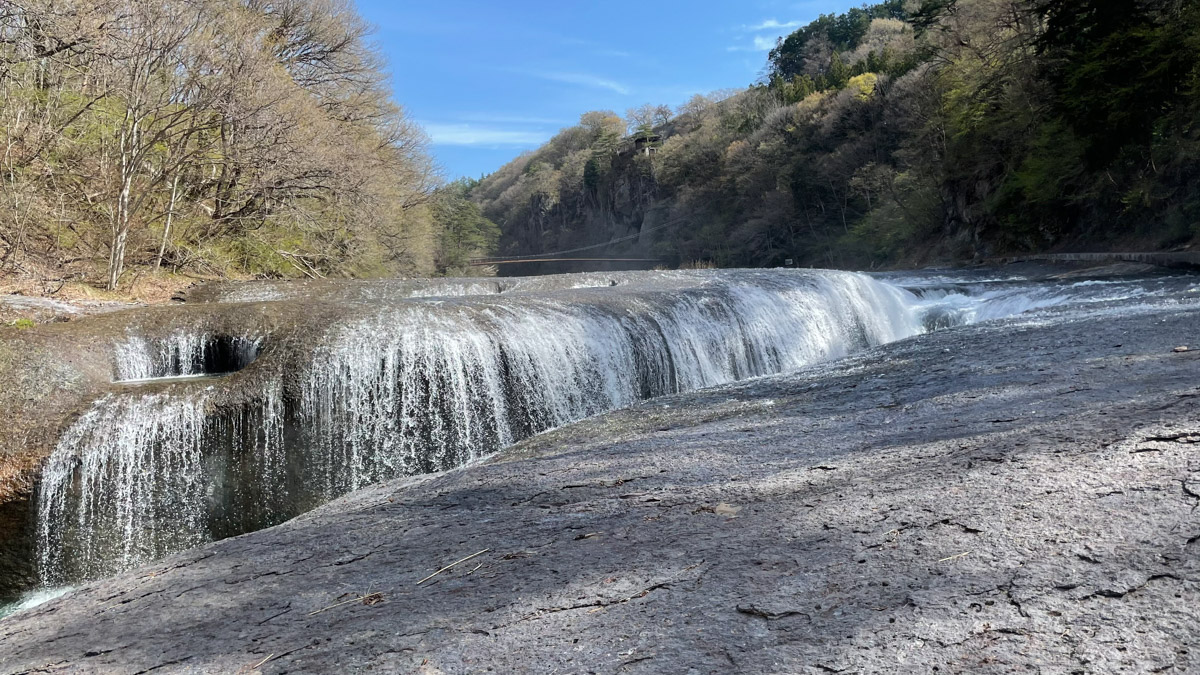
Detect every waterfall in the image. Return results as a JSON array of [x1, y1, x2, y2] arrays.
[[36, 383, 287, 585], [114, 332, 262, 382], [298, 272, 922, 493], [33, 270, 928, 586]]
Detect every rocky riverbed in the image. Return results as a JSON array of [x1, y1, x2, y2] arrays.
[[2, 269, 1199, 673]]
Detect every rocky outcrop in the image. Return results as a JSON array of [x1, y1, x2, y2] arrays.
[[0, 303, 295, 597], [2, 288, 1198, 673], [0, 330, 111, 502]]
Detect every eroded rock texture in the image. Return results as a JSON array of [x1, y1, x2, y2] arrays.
[[2, 294, 1199, 673]]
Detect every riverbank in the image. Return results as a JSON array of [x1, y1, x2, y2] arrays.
[[0, 257, 1181, 327], [2, 278, 1198, 672], [0, 265, 203, 326]]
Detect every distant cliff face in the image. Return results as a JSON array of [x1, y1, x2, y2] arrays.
[[472, 134, 665, 275], [469, 85, 964, 274]]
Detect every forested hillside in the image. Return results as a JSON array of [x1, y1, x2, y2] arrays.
[[0, 0, 495, 294], [473, 0, 1200, 269]]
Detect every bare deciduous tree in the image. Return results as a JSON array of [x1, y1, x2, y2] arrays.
[[0, 0, 452, 288]]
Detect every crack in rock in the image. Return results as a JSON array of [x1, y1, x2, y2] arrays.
[[1083, 573, 1180, 600], [736, 604, 807, 620]]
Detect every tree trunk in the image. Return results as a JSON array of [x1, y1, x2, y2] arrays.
[[107, 224, 128, 290], [156, 173, 180, 270], [108, 114, 137, 291]]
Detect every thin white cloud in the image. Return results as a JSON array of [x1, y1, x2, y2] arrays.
[[456, 113, 568, 126], [595, 48, 634, 59], [727, 35, 779, 52], [728, 17, 803, 51], [422, 123, 552, 147], [743, 19, 802, 31], [754, 35, 777, 50], [530, 71, 631, 95], [555, 36, 634, 58]]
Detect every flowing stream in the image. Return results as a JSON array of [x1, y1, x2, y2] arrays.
[[9, 267, 1186, 607]]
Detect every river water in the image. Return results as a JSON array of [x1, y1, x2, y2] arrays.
[[2, 266, 1194, 615]]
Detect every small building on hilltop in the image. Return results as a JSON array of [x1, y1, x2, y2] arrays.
[[633, 132, 662, 155], [619, 131, 663, 157]]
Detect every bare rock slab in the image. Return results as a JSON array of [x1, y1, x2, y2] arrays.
[[4, 304, 1200, 673]]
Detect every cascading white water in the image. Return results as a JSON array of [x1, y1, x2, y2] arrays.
[[36, 383, 286, 585], [32, 270, 932, 587], [114, 331, 262, 381], [37, 392, 212, 584], [298, 272, 923, 494]]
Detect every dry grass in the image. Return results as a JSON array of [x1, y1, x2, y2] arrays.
[[1, 251, 228, 324]]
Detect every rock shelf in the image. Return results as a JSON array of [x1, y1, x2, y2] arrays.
[[2, 291, 1198, 673]]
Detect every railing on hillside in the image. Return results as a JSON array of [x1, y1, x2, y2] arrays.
[[471, 216, 687, 267], [990, 252, 1200, 269], [468, 257, 663, 266]]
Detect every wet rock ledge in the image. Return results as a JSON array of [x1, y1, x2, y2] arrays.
[[3, 301, 1200, 673]]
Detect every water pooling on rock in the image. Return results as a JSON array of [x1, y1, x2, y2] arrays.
[[24, 267, 1171, 596]]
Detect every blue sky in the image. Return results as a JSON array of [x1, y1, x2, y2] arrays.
[[355, 0, 861, 180]]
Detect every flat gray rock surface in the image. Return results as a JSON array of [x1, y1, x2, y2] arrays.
[[3, 301, 1200, 673]]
